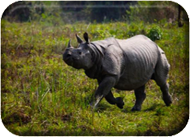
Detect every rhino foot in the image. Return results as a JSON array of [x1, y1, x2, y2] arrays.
[[131, 106, 141, 111], [89, 95, 104, 110], [89, 102, 96, 109], [163, 94, 172, 106], [116, 97, 124, 109]]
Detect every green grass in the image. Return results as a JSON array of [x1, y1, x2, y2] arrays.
[[1, 20, 189, 135]]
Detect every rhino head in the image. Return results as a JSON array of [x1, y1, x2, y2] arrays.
[[63, 32, 93, 70]]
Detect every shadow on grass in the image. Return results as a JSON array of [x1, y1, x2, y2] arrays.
[[94, 103, 113, 112], [143, 103, 165, 112], [121, 106, 133, 113], [121, 103, 166, 113]]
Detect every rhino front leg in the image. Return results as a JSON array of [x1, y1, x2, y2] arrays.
[[105, 91, 124, 109], [90, 76, 117, 109], [132, 85, 146, 111]]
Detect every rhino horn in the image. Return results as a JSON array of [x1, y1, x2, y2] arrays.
[[83, 32, 90, 43], [67, 39, 72, 48], [76, 34, 83, 44]]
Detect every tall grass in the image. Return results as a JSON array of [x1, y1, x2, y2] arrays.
[[1, 19, 189, 135]]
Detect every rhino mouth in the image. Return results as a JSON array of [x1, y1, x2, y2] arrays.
[[64, 57, 74, 66], [64, 57, 82, 69]]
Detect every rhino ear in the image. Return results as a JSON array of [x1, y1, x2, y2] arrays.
[[83, 32, 90, 43], [76, 34, 83, 44]]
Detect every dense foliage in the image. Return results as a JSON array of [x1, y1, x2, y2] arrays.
[[3, 1, 188, 23]]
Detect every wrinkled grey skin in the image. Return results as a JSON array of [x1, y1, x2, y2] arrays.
[[63, 32, 172, 111]]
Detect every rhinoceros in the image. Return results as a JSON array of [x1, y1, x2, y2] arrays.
[[63, 32, 172, 111]]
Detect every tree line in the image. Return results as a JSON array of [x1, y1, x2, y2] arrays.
[[2, 1, 188, 25]]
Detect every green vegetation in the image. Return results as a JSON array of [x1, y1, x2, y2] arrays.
[[1, 18, 189, 136]]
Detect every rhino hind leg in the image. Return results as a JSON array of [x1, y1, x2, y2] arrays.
[[132, 85, 146, 111], [154, 76, 172, 106], [154, 54, 172, 106], [160, 83, 172, 106], [105, 91, 124, 109]]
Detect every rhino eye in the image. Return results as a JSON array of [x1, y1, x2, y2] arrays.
[[78, 51, 82, 55]]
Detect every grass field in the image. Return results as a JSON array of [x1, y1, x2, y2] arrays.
[[1, 20, 189, 135]]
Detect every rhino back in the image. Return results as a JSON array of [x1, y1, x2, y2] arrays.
[[115, 35, 159, 90]]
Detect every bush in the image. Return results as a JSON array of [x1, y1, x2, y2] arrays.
[[147, 26, 162, 41]]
